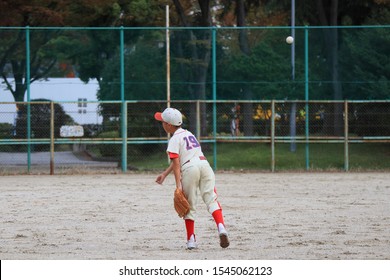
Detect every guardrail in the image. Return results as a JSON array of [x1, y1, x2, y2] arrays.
[[1, 100, 389, 174]]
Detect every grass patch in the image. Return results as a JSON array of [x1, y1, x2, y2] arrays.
[[128, 142, 390, 171]]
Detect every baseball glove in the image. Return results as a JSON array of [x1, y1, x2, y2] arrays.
[[173, 188, 190, 218]]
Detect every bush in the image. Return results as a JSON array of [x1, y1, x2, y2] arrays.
[[97, 130, 121, 158], [0, 123, 13, 138], [14, 99, 74, 139]]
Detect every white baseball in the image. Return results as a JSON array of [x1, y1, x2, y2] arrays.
[[286, 36, 294, 44]]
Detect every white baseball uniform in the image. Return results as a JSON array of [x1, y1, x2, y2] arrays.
[[167, 128, 220, 220]]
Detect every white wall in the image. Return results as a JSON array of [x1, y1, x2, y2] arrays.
[[0, 78, 102, 125]]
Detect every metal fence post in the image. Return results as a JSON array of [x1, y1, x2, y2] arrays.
[[196, 100, 200, 140], [120, 26, 127, 172], [304, 26, 310, 170], [212, 26, 217, 170], [26, 26, 31, 173], [50, 102, 55, 175], [344, 100, 349, 171], [271, 100, 275, 172]]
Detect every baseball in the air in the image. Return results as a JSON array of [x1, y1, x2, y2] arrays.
[[286, 36, 294, 44]]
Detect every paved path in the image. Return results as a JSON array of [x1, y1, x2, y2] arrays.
[[0, 151, 117, 167]]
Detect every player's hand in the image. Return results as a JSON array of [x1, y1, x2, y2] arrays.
[[155, 173, 166, 184]]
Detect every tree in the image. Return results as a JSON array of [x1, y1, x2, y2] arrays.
[[340, 7, 390, 100], [217, 0, 291, 136], [297, 0, 389, 135], [62, 0, 166, 86], [168, 0, 215, 136], [14, 99, 73, 141], [0, 0, 69, 102], [0, 0, 138, 102], [219, 35, 293, 100], [340, 6, 390, 137], [97, 37, 166, 128]]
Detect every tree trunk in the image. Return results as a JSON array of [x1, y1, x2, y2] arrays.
[[11, 60, 27, 102], [172, 0, 212, 137], [236, 0, 254, 136], [316, 0, 343, 136], [330, 27, 344, 136]]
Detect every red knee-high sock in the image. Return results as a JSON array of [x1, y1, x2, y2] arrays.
[[212, 209, 225, 227], [185, 219, 195, 240]]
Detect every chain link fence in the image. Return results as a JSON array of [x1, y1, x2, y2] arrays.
[[0, 100, 389, 174], [1, 26, 389, 173]]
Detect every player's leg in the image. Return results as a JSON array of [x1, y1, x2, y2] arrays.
[[199, 164, 230, 248], [185, 219, 197, 249], [182, 166, 201, 249]]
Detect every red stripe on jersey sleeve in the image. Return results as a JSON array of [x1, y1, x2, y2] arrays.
[[169, 152, 179, 159]]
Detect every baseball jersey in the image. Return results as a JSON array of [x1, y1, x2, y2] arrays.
[[167, 128, 204, 167]]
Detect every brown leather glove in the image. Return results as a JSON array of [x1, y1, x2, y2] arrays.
[[173, 188, 190, 218]]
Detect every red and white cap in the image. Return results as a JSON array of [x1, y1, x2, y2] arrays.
[[154, 107, 183, 126]]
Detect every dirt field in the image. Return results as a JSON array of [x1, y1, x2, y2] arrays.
[[1, 172, 389, 260]]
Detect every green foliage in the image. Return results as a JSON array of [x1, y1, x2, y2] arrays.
[[96, 127, 162, 160], [127, 0, 163, 24], [98, 38, 166, 101], [340, 9, 390, 100], [0, 123, 13, 139], [76, 30, 120, 83], [97, 130, 121, 158], [218, 30, 298, 100], [127, 142, 390, 171], [1, 0, 389, 105], [14, 99, 74, 146]]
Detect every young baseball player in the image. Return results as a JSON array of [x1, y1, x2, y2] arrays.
[[154, 107, 230, 249]]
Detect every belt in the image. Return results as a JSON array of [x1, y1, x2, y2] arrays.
[[182, 156, 207, 166]]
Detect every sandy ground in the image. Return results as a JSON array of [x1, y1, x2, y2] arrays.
[[0, 172, 389, 260]]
